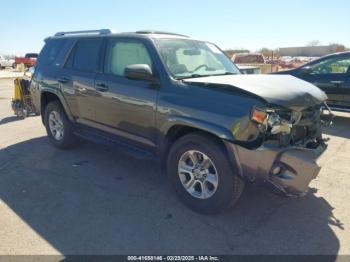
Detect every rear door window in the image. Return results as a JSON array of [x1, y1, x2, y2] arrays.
[[66, 38, 103, 73]]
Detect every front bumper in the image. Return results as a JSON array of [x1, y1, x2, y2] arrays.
[[225, 140, 327, 196]]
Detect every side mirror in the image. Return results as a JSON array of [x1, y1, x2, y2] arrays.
[[125, 64, 155, 82], [300, 66, 312, 75]]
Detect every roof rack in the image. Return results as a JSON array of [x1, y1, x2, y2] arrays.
[[54, 29, 112, 37], [136, 30, 189, 37]]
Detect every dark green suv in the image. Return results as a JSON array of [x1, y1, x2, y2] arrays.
[[30, 29, 329, 214]]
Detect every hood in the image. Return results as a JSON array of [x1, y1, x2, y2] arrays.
[[183, 74, 327, 111]]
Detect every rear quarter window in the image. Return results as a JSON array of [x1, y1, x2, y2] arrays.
[[37, 39, 67, 66]]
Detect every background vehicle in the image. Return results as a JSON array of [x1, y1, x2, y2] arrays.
[[0, 55, 15, 69], [232, 53, 277, 73], [30, 29, 328, 214], [15, 53, 38, 68], [275, 52, 350, 112], [233, 53, 266, 64], [237, 65, 261, 74]]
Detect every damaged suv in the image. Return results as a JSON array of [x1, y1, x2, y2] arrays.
[[30, 29, 330, 214]]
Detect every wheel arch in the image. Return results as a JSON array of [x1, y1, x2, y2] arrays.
[[40, 90, 73, 124], [160, 119, 239, 176]]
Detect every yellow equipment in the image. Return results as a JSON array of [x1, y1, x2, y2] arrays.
[[11, 78, 35, 119]]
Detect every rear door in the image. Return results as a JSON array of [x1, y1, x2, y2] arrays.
[[94, 38, 158, 148], [59, 38, 104, 124], [300, 55, 350, 106]]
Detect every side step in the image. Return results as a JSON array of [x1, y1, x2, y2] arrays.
[[74, 128, 155, 159], [324, 104, 350, 113]]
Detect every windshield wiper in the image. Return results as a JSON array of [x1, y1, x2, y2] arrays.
[[176, 72, 237, 80], [176, 74, 209, 80], [214, 72, 237, 76]]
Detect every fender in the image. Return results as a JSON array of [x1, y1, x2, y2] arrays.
[[162, 115, 236, 142], [40, 87, 75, 122]]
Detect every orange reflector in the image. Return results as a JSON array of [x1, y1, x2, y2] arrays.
[[252, 109, 267, 124]]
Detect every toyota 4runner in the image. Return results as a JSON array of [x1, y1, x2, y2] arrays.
[[30, 29, 330, 214]]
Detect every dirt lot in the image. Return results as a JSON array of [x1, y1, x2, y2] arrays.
[[0, 78, 350, 255]]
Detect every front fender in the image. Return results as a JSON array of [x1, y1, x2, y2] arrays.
[[162, 115, 236, 142]]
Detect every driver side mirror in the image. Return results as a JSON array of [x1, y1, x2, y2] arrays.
[[124, 64, 159, 86], [300, 66, 312, 75]]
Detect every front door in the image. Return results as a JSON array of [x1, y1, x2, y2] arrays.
[[94, 38, 158, 147]]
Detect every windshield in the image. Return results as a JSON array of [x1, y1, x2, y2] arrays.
[[155, 39, 240, 79]]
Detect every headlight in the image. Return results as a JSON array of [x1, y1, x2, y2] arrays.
[[251, 107, 268, 125], [251, 107, 292, 135]]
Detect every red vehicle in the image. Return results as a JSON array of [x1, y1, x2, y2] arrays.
[[15, 53, 38, 68]]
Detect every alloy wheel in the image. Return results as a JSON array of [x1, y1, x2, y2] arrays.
[[178, 150, 219, 199], [48, 111, 64, 141]]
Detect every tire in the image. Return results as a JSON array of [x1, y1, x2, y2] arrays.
[[167, 133, 245, 214], [16, 108, 27, 119], [44, 100, 76, 149]]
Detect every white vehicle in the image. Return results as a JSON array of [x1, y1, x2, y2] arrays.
[[0, 55, 15, 69]]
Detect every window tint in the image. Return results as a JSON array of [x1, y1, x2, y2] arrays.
[[104, 40, 152, 76], [310, 57, 350, 75], [38, 39, 66, 66], [67, 38, 103, 72]]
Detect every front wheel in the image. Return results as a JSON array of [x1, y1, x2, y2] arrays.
[[167, 133, 245, 214], [44, 101, 76, 149]]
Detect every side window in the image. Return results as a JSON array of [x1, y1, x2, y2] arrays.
[[38, 39, 66, 66], [310, 57, 350, 75], [66, 38, 103, 72], [104, 40, 152, 76]]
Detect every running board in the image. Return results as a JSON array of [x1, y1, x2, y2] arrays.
[[74, 128, 155, 159], [327, 106, 350, 113]]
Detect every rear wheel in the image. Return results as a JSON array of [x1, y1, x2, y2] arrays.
[[167, 133, 245, 214], [44, 101, 76, 149]]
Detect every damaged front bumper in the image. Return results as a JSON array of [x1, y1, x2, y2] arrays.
[[225, 140, 327, 196]]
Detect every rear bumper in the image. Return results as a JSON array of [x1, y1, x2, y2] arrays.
[[225, 140, 327, 196]]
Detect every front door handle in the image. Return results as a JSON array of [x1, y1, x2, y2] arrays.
[[96, 82, 109, 92]]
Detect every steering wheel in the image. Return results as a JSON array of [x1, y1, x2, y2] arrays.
[[191, 64, 209, 73]]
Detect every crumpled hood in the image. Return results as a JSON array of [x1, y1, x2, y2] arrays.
[[183, 74, 328, 111]]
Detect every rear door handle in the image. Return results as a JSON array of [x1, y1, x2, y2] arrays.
[[96, 82, 109, 92], [57, 76, 70, 83]]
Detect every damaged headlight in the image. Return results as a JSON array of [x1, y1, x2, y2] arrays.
[[251, 107, 301, 135]]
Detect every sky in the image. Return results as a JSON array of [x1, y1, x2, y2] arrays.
[[0, 0, 349, 55]]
